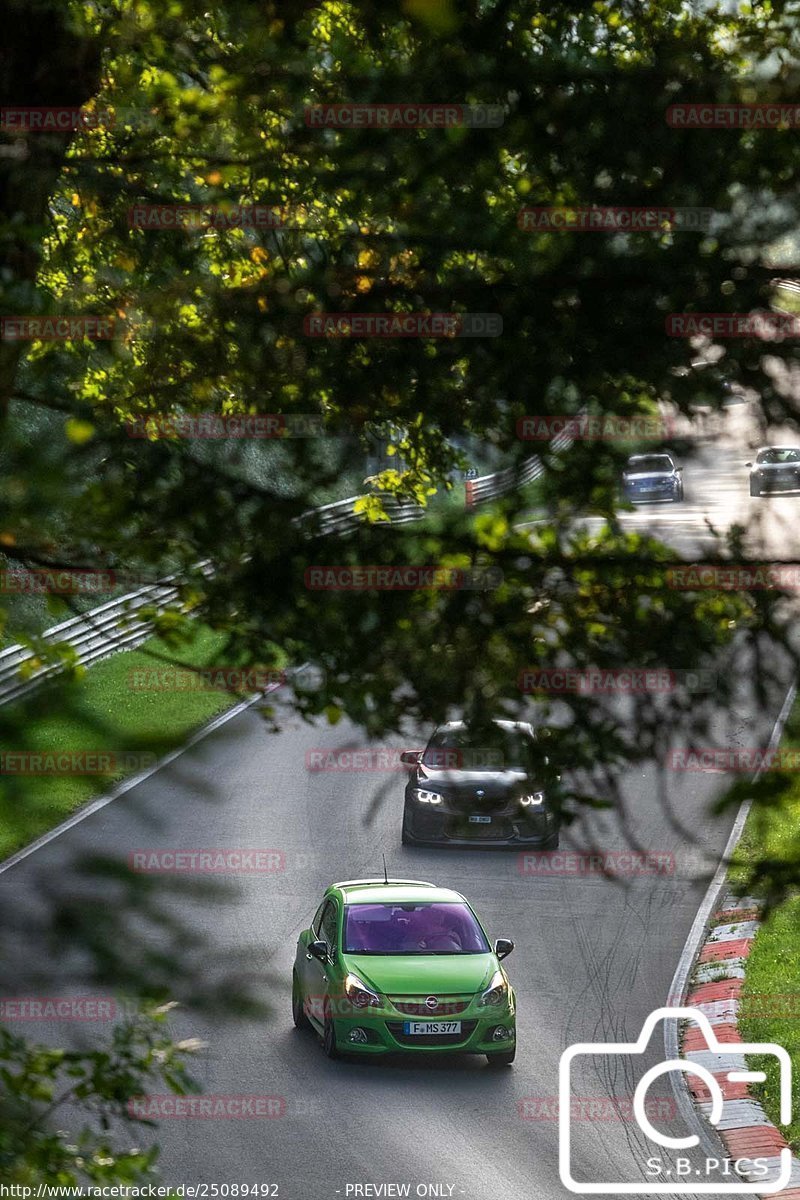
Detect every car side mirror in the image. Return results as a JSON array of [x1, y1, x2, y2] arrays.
[[308, 939, 328, 963], [745, 462, 753, 468], [676, 466, 683, 472], [400, 750, 422, 765], [494, 938, 514, 960]]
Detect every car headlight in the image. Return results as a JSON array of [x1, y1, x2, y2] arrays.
[[344, 973, 382, 1009], [480, 970, 508, 1006], [520, 791, 544, 807], [413, 788, 442, 804]]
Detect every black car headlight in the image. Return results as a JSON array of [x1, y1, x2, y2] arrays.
[[413, 788, 443, 805]]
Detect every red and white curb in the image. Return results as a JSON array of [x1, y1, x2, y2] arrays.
[[682, 894, 800, 1196]]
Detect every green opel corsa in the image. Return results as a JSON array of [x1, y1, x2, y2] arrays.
[[292, 878, 516, 1065]]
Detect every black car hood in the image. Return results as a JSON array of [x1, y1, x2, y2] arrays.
[[416, 768, 535, 803]]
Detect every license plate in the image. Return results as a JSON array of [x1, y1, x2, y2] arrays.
[[469, 814, 492, 824], [403, 1021, 462, 1035]]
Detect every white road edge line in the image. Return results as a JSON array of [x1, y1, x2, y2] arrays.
[[0, 670, 305, 877], [663, 676, 798, 1159]]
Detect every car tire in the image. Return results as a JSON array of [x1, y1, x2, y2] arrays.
[[322, 1003, 339, 1059], [292, 971, 309, 1029], [486, 1047, 516, 1067], [401, 807, 414, 845], [540, 828, 560, 850], [750, 479, 761, 497]]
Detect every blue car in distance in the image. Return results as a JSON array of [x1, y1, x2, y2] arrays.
[[622, 453, 683, 503]]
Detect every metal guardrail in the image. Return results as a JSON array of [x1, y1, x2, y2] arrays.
[[0, 445, 556, 705], [0, 575, 188, 707], [464, 421, 578, 508], [297, 492, 427, 535], [465, 455, 542, 508], [0, 492, 427, 707]]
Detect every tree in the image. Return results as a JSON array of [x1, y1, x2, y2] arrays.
[[3, 0, 800, 1180]]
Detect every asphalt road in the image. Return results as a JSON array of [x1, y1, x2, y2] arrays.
[[2, 422, 799, 1199]]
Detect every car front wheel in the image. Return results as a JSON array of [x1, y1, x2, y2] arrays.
[[540, 827, 560, 850], [486, 1047, 516, 1067], [322, 1003, 339, 1059], [750, 478, 761, 496]]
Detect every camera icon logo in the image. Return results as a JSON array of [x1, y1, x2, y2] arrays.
[[558, 1006, 792, 1194]]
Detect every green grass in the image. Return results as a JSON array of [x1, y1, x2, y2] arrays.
[[0, 626, 265, 861], [729, 695, 800, 1148]]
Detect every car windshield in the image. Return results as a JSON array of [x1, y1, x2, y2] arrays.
[[420, 725, 534, 771], [626, 456, 673, 473], [756, 449, 800, 464], [344, 901, 491, 955]]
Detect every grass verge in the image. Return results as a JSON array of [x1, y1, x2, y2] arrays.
[[728, 694, 800, 1148], [0, 626, 262, 861]]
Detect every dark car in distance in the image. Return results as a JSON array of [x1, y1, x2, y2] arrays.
[[747, 447, 800, 496], [400, 719, 560, 849], [621, 453, 683, 503]]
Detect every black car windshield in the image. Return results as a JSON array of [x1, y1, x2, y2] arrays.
[[344, 902, 491, 955], [626, 456, 673, 473], [421, 725, 534, 771], [756, 449, 800, 464]]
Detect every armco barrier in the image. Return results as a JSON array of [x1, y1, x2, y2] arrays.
[[464, 419, 579, 508], [0, 567, 212, 708], [0, 491, 425, 707], [465, 456, 542, 508], [0, 445, 558, 707]]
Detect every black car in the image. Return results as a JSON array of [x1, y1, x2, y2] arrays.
[[747, 447, 800, 496], [621, 453, 683, 503], [400, 719, 560, 849]]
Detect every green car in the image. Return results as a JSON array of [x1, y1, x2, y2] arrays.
[[292, 877, 516, 1065]]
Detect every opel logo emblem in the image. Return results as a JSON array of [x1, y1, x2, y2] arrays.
[[476, 789, 485, 797], [425, 996, 439, 1010]]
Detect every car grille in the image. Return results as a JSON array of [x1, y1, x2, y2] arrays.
[[386, 1020, 477, 1047], [392, 999, 470, 1016], [445, 792, 511, 815]]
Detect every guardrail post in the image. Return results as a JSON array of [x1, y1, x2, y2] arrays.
[[465, 480, 475, 509]]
